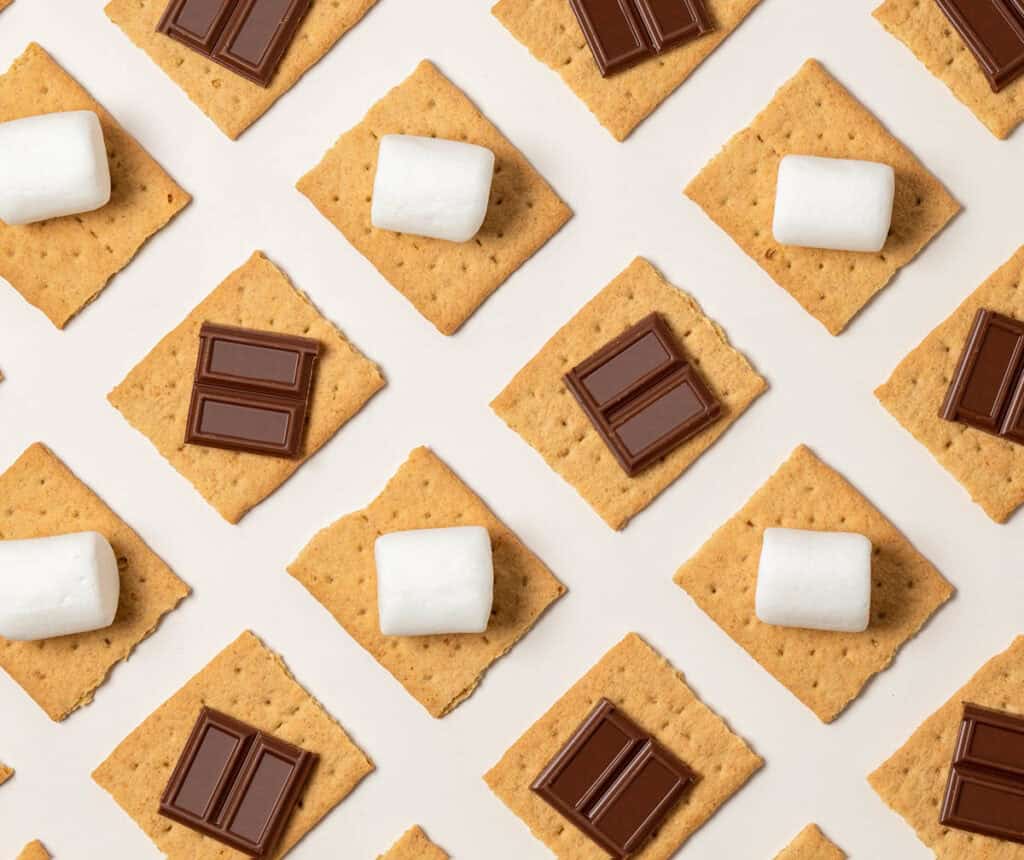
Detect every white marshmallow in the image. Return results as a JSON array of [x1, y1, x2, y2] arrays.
[[755, 528, 871, 633], [0, 531, 120, 641], [375, 526, 493, 636], [0, 111, 111, 226], [371, 134, 494, 243], [772, 155, 895, 252]]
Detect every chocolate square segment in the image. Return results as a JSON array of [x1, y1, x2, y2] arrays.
[[565, 313, 721, 476], [940, 703, 1024, 845], [531, 698, 695, 859], [940, 308, 1024, 443], [159, 707, 317, 857], [185, 322, 320, 458], [934, 0, 1024, 92]]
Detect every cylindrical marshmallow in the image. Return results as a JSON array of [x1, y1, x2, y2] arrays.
[[0, 111, 111, 226], [371, 134, 495, 243], [375, 526, 493, 636], [0, 531, 120, 641], [772, 155, 895, 253], [755, 528, 871, 633]]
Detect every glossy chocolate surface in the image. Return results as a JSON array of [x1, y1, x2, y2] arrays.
[[934, 0, 1024, 91], [531, 698, 695, 858], [185, 322, 320, 458], [940, 703, 1024, 845], [159, 707, 317, 857], [157, 0, 311, 87], [567, 0, 712, 76], [564, 313, 721, 476]]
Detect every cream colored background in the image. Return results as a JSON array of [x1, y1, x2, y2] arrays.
[[0, 1, 1022, 857]]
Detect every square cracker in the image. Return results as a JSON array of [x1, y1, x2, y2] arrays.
[[492, 0, 763, 141], [17, 843, 49, 860], [296, 60, 572, 336], [105, 0, 378, 140], [93, 630, 373, 860], [774, 824, 845, 860], [108, 251, 385, 524], [0, 443, 189, 721], [675, 445, 953, 723], [0, 761, 12, 786], [685, 59, 959, 335], [876, 245, 1024, 524], [491, 257, 766, 531], [0, 1, 12, 13], [0, 44, 189, 328], [289, 447, 565, 718], [484, 633, 763, 859], [874, 0, 1024, 140], [378, 826, 449, 860], [869, 636, 1024, 858]]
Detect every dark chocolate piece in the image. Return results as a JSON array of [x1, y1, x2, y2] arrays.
[[185, 322, 319, 458], [567, 0, 713, 77], [157, 0, 311, 88], [159, 707, 317, 857], [933, 0, 1024, 92], [940, 703, 1024, 845], [531, 698, 695, 859], [564, 312, 721, 476], [939, 308, 1024, 444]]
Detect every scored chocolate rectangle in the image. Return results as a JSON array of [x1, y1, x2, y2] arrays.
[[565, 313, 721, 476], [934, 0, 1024, 92], [159, 707, 317, 857], [531, 698, 695, 859]]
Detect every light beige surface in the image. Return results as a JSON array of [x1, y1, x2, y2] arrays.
[[108, 251, 385, 524], [105, 0, 379, 139], [93, 630, 373, 860], [485, 633, 762, 859], [675, 445, 953, 723], [774, 824, 846, 860], [491, 257, 766, 530], [0, 761, 11, 786], [869, 635, 1024, 858], [0, 43, 189, 328], [0, 443, 189, 721], [289, 447, 565, 717], [16, 842, 49, 860], [492, 0, 763, 141], [297, 60, 571, 335], [685, 58, 958, 335], [874, 0, 1024, 139], [876, 245, 1024, 523], [378, 825, 449, 860]]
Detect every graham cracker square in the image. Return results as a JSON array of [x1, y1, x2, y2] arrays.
[[876, 245, 1024, 524], [874, 0, 1024, 139], [17, 842, 49, 860], [685, 58, 959, 335], [0, 1, 13, 13], [675, 445, 953, 723], [108, 251, 385, 524], [869, 636, 1024, 858], [289, 447, 565, 717], [0, 762, 12, 786], [296, 60, 572, 336], [93, 630, 373, 860], [104, 0, 379, 140], [0, 44, 190, 329], [484, 633, 762, 859], [774, 824, 845, 860], [0, 443, 189, 721], [378, 826, 449, 860], [491, 257, 766, 531], [492, 0, 764, 141]]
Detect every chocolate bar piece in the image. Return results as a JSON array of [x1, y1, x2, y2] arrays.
[[564, 312, 721, 476], [156, 0, 311, 87], [939, 308, 1024, 444], [185, 322, 320, 458], [531, 698, 695, 858], [940, 703, 1024, 845], [567, 0, 713, 77], [159, 707, 317, 857], [934, 0, 1024, 92]]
